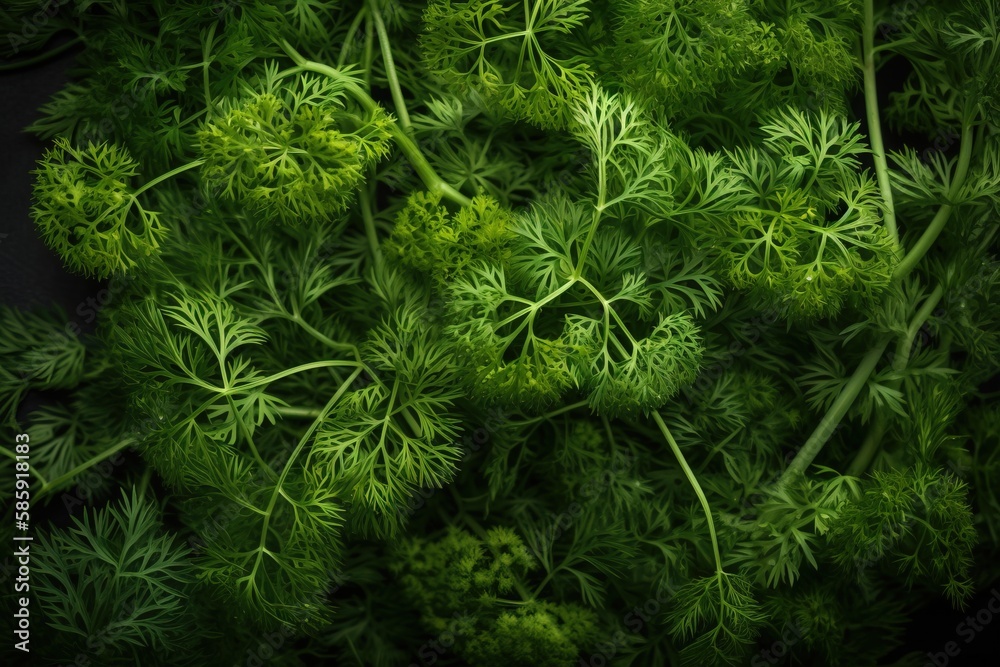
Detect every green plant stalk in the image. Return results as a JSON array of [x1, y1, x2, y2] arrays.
[[893, 123, 974, 281], [0, 35, 83, 71], [136, 465, 152, 499], [358, 177, 383, 266], [202, 21, 217, 119], [234, 360, 361, 392], [368, 0, 411, 131], [132, 159, 206, 198], [248, 365, 363, 606], [653, 412, 722, 575], [862, 0, 898, 246], [782, 112, 974, 484], [337, 7, 368, 68], [37, 437, 135, 498], [832, 121, 973, 479], [280, 40, 471, 207], [574, 151, 607, 276], [847, 283, 944, 475], [283, 314, 359, 356], [0, 446, 48, 487], [274, 406, 324, 418], [848, 413, 887, 478], [779, 337, 890, 487], [362, 13, 374, 87], [509, 399, 589, 426]]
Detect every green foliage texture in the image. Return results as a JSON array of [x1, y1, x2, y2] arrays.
[[1, 1, 999, 665]]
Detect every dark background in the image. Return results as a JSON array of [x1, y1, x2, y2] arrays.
[[0, 39, 99, 314], [1, 37, 998, 667]]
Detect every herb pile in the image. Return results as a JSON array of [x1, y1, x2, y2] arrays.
[[1, 1, 999, 665]]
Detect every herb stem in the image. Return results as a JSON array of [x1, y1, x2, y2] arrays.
[[250, 366, 362, 589], [509, 399, 589, 426], [653, 412, 723, 575], [862, 0, 898, 246], [847, 283, 943, 475], [368, 0, 411, 130], [574, 161, 606, 275], [847, 414, 886, 478], [136, 466, 152, 499], [337, 8, 368, 68], [280, 41, 471, 207], [0, 35, 83, 71], [0, 447, 49, 487], [274, 406, 323, 418], [779, 338, 890, 487], [237, 360, 361, 391], [893, 122, 973, 281], [895, 283, 945, 372], [358, 179, 383, 266], [285, 314, 358, 356], [202, 21, 218, 119], [132, 159, 206, 197], [39, 438, 135, 498], [362, 11, 374, 87]]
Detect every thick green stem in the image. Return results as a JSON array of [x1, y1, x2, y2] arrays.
[[847, 283, 944, 475], [358, 180, 383, 266], [574, 164, 606, 275], [893, 123, 974, 281], [362, 12, 374, 87], [136, 466, 153, 499], [283, 314, 359, 356], [389, 124, 471, 206], [653, 412, 723, 575], [280, 40, 471, 208], [368, 0, 411, 130], [202, 22, 218, 119], [862, 0, 898, 246], [779, 338, 890, 487], [847, 414, 886, 477], [337, 8, 368, 68]]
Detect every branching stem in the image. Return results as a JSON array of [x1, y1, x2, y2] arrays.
[[893, 122, 974, 281], [249, 367, 363, 595], [280, 41, 471, 207]]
